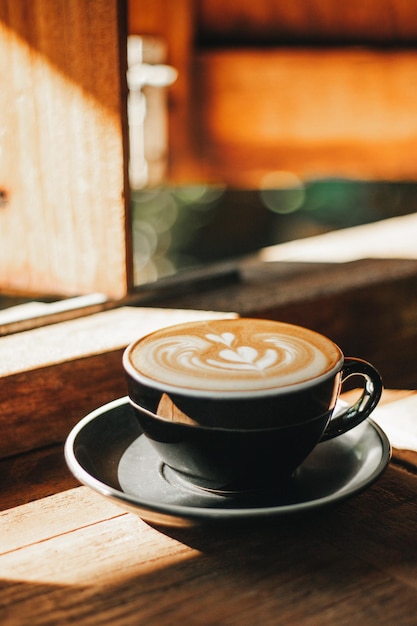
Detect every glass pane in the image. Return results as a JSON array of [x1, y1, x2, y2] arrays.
[[131, 179, 417, 285]]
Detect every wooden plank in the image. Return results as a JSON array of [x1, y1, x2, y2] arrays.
[[0, 307, 236, 459], [0, 293, 111, 337], [129, 2, 417, 184], [0, 445, 79, 512], [1, 487, 125, 553], [0, 0, 132, 298], [197, 0, 417, 44], [3, 463, 417, 625], [193, 48, 417, 185]]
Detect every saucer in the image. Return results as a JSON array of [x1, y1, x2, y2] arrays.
[[64, 397, 391, 527]]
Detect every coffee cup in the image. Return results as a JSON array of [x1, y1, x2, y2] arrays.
[[123, 318, 383, 493]]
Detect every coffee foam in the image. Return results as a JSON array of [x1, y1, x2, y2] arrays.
[[125, 319, 343, 397]]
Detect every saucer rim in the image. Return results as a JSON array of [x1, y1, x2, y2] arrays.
[[64, 397, 391, 525]]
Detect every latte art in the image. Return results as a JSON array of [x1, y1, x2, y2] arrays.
[[125, 319, 343, 396]]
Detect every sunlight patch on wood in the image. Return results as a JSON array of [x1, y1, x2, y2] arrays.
[[260, 213, 417, 264]]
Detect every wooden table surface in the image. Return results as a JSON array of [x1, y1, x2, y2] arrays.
[[2, 389, 417, 626]]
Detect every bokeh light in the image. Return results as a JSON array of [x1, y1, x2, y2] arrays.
[[259, 171, 305, 214]]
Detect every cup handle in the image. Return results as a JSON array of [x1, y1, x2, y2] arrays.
[[320, 357, 383, 442]]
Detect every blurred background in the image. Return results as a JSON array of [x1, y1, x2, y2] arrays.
[[128, 0, 417, 284], [2, 0, 417, 311]]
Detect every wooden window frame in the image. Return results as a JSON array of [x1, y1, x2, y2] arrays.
[[0, 0, 132, 300]]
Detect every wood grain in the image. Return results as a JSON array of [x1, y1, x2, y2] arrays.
[[0, 0, 132, 298], [193, 48, 417, 185], [129, 1, 417, 185], [0, 445, 79, 511], [197, 0, 417, 44], [2, 458, 417, 624], [2, 389, 417, 624]]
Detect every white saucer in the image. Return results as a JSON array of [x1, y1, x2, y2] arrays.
[[64, 397, 391, 527]]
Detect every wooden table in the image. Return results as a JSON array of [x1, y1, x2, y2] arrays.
[[2, 389, 417, 625]]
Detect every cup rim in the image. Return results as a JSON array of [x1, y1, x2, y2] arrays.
[[123, 362, 343, 398]]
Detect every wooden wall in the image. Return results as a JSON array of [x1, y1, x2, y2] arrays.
[[0, 0, 132, 298], [196, 0, 417, 45], [129, 0, 417, 186]]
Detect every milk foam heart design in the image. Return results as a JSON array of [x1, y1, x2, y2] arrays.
[[218, 345, 260, 364], [205, 332, 235, 347], [210, 345, 279, 372], [205, 333, 281, 371]]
